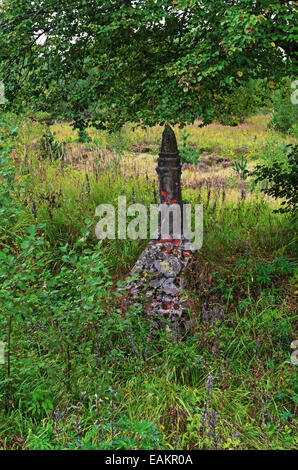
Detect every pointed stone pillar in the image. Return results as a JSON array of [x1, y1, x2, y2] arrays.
[[156, 124, 183, 237]]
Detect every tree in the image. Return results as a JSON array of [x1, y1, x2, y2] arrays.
[[212, 78, 272, 125], [0, 0, 297, 130]]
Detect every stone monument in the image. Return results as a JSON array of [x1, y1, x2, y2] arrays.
[[118, 125, 194, 325]]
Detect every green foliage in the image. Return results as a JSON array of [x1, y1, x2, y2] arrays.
[[213, 256, 295, 304], [213, 79, 272, 126], [34, 111, 56, 126], [0, 122, 21, 244], [27, 415, 165, 450], [180, 146, 200, 166], [269, 81, 298, 136], [0, 118, 297, 451], [0, 1, 296, 129], [40, 129, 65, 160], [233, 155, 248, 180], [181, 129, 190, 147], [77, 128, 92, 144], [179, 129, 200, 165], [251, 144, 298, 213], [253, 257, 294, 287], [28, 390, 54, 417], [254, 137, 293, 165]]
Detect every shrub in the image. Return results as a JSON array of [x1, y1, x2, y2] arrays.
[[251, 144, 297, 214], [40, 128, 65, 160], [179, 129, 200, 165], [269, 82, 298, 136], [77, 127, 92, 143], [180, 145, 200, 166], [233, 155, 248, 180], [213, 79, 271, 125]]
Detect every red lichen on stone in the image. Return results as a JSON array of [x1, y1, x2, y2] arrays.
[[163, 301, 172, 310]]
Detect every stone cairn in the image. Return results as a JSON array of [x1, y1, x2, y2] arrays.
[[118, 125, 195, 325]]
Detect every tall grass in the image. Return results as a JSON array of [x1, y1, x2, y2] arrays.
[[0, 115, 296, 450]]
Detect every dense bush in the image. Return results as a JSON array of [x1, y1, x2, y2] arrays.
[[213, 80, 271, 126], [40, 128, 65, 160], [77, 127, 92, 143], [269, 82, 298, 137]]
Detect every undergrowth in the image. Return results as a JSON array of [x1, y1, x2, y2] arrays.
[[0, 117, 297, 450]]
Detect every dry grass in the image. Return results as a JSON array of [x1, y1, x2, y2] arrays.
[[13, 113, 293, 209], [49, 113, 294, 159]]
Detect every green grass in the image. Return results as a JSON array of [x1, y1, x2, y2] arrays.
[[0, 114, 297, 450]]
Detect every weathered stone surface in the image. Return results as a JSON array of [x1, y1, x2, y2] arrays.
[[154, 256, 182, 278], [117, 125, 194, 326], [161, 279, 180, 296], [160, 124, 178, 154], [156, 124, 183, 234], [118, 239, 193, 324], [149, 279, 163, 289]]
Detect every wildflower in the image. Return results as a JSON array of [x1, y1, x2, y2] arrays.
[[271, 42, 276, 47], [237, 71, 243, 77]]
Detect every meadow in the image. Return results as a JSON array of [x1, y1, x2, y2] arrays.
[[0, 113, 297, 450]]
